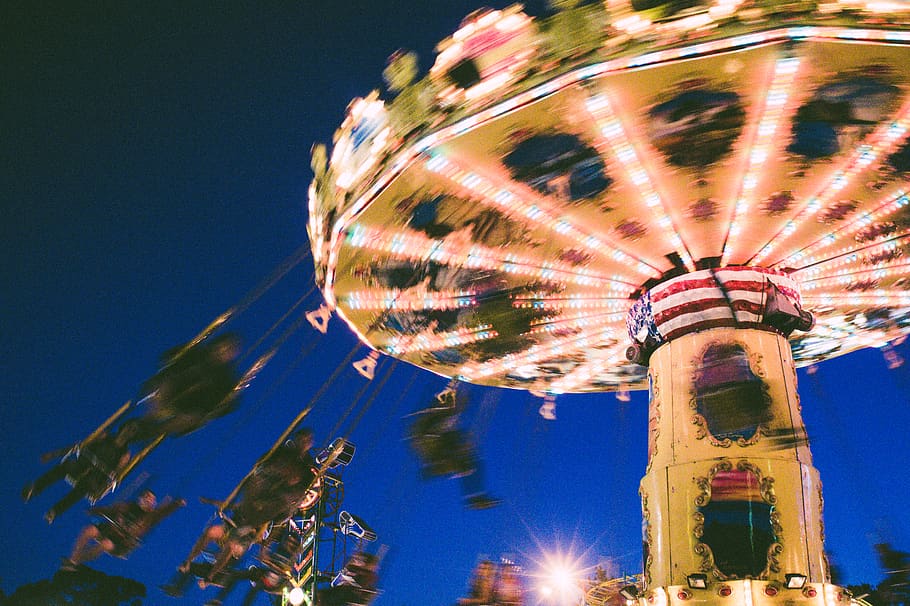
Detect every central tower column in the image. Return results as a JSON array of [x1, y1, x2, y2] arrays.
[[626, 267, 847, 605]]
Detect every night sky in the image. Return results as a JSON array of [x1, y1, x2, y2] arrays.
[[4, 3, 910, 605]]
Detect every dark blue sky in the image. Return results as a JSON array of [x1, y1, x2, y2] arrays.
[[3, 2, 909, 605]]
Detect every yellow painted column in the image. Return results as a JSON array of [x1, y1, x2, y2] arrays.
[[636, 327, 843, 605]]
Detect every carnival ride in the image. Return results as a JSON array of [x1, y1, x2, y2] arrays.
[[18, 1, 910, 604], [306, 1, 910, 605]]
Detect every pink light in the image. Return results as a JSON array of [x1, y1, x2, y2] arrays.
[[423, 155, 660, 279], [384, 325, 498, 354], [756, 95, 910, 265], [584, 92, 695, 271], [346, 223, 630, 290], [723, 54, 801, 265], [778, 191, 910, 268]]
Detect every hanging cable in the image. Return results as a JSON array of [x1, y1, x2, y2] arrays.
[[231, 243, 313, 319], [357, 366, 422, 463], [467, 386, 501, 445], [172, 243, 313, 360], [222, 336, 369, 509], [342, 359, 399, 440], [240, 283, 318, 367], [327, 360, 392, 439], [172, 308, 327, 495], [170, 286, 336, 495]]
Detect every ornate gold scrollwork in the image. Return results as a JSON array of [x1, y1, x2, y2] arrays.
[[693, 510, 704, 538], [694, 460, 731, 507], [688, 340, 773, 448], [647, 370, 660, 473], [817, 482, 826, 543], [641, 489, 654, 586], [736, 460, 778, 505], [767, 540, 783, 574], [692, 459, 782, 580], [693, 538, 721, 577], [788, 358, 802, 413]]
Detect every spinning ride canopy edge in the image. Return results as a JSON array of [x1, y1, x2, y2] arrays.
[[308, 2, 910, 395]]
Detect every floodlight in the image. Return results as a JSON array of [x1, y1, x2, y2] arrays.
[[619, 585, 640, 600], [339, 510, 377, 541], [316, 438, 356, 467], [287, 586, 307, 606]]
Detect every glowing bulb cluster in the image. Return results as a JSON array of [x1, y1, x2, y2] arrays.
[[585, 92, 695, 271], [778, 191, 910, 267], [344, 289, 477, 311], [346, 223, 634, 290], [755, 96, 910, 265], [384, 325, 498, 354], [723, 55, 801, 264], [424, 154, 658, 279], [330, 94, 392, 192]]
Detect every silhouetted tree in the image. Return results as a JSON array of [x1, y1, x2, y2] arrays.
[[542, 0, 607, 62], [384, 50, 435, 140], [876, 543, 910, 606], [847, 583, 884, 605], [1, 567, 145, 606]]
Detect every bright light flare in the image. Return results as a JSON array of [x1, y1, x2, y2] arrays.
[[549, 564, 578, 592], [287, 586, 307, 606], [535, 552, 587, 605]]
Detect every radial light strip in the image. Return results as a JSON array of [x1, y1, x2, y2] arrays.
[[383, 325, 498, 355], [344, 288, 478, 311], [346, 223, 637, 291], [799, 261, 910, 291], [585, 91, 696, 271], [722, 54, 801, 265], [776, 190, 910, 269], [808, 320, 902, 349], [514, 292, 633, 311], [528, 311, 627, 335], [548, 349, 625, 394], [794, 237, 908, 280], [802, 292, 910, 307], [458, 325, 616, 381], [424, 154, 661, 279], [753, 96, 910, 266]]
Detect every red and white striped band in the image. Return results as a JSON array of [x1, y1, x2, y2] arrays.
[[627, 266, 803, 346]]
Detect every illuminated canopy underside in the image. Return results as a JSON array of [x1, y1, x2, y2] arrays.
[[322, 28, 910, 393]]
